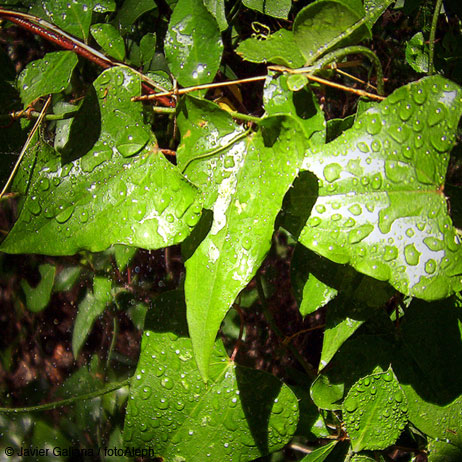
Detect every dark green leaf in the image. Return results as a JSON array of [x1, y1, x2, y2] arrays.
[[299, 76, 462, 301], [242, 0, 291, 19], [139, 33, 157, 67], [21, 263, 56, 312], [90, 23, 126, 61], [18, 51, 78, 107], [53, 266, 81, 292], [112, 0, 155, 33], [203, 0, 227, 31], [165, 0, 223, 87], [124, 291, 299, 460]]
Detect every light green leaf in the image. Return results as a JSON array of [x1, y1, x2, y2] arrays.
[[90, 23, 125, 61], [300, 441, 337, 461], [293, 0, 369, 66], [428, 439, 462, 461], [38, 0, 93, 41], [405, 32, 429, 73], [178, 106, 307, 380], [1, 67, 202, 255], [242, 0, 291, 19], [203, 0, 227, 31], [165, 0, 223, 87], [21, 263, 56, 312], [236, 29, 305, 68], [342, 368, 408, 452], [299, 76, 462, 301], [18, 51, 78, 107], [123, 291, 299, 460], [72, 276, 112, 357]]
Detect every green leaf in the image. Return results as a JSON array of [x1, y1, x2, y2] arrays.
[[242, 0, 291, 19], [1, 67, 202, 255], [93, 0, 116, 13], [299, 76, 462, 301], [18, 51, 78, 107], [90, 23, 126, 61], [21, 263, 56, 312], [165, 0, 223, 87], [139, 33, 157, 67], [405, 32, 429, 73], [293, 0, 370, 66], [53, 266, 81, 292], [72, 276, 112, 357], [428, 439, 462, 462], [33, 0, 93, 41], [123, 291, 299, 460], [203, 0, 227, 31], [112, 245, 137, 271], [112, 0, 155, 33], [181, 115, 307, 380], [300, 441, 337, 461], [236, 29, 305, 68], [342, 368, 408, 452]]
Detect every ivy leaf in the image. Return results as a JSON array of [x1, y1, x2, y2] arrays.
[[165, 0, 223, 87], [342, 368, 408, 452], [299, 75, 462, 301], [21, 263, 56, 312], [123, 291, 299, 461], [18, 51, 78, 107], [1, 67, 202, 255], [178, 106, 307, 380], [242, 0, 291, 19], [236, 29, 305, 68], [90, 23, 126, 61]]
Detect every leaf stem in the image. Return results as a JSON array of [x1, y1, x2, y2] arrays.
[[255, 273, 316, 379], [0, 109, 78, 121], [180, 128, 251, 174], [0, 378, 130, 413], [0, 96, 51, 200], [429, 0, 443, 75]]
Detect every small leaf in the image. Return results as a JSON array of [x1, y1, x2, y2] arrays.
[[139, 33, 157, 66], [90, 23, 126, 61], [72, 276, 112, 357], [342, 368, 408, 452], [165, 0, 223, 87], [123, 291, 299, 460], [300, 441, 337, 461], [93, 0, 116, 13], [405, 32, 429, 73], [21, 263, 56, 312], [112, 245, 137, 271], [53, 266, 81, 292], [18, 51, 78, 107], [112, 0, 156, 34], [299, 76, 462, 301], [236, 29, 305, 68], [293, 0, 370, 66], [242, 0, 291, 19]]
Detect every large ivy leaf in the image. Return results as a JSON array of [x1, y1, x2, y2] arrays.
[[299, 76, 462, 301], [178, 103, 308, 379], [123, 291, 299, 461], [1, 67, 202, 255], [165, 0, 223, 87], [18, 51, 78, 107], [342, 368, 408, 452]]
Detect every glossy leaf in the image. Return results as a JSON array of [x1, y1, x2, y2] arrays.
[[165, 0, 223, 87], [139, 33, 157, 66], [300, 441, 337, 461], [236, 29, 305, 68], [405, 32, 429, 73], [21, 263, 56, 312], [242, 0, 291, 19], [182, 115, 307, 380], [203, 0, 227, 31], [1, 67, 202, 255], [293, 0, 369, 66], [124, 291, 299, 461], [53, 266, 81, 292], [18, 51, 78, 107], [112, 0, 155, 33], [35, 0, 93, 41], [72, 276, 112, 357], [300, 76, 462, 301], [93, 0, 116, 13], [342, 368, 408, 451], [90, 23, 126, 61], [428, 439, 462, 462]]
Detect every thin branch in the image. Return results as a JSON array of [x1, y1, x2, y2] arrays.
[[0, 108, 78, 122], [429, 0, 443, 75], [0, 96, 51, 200]]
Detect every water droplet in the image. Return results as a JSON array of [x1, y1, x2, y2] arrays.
[[383, 245, 398, 261], [348, 224, 374, 244], [348, 204, 362, 216], [366, 117, 381, 135], [425, 259, 437, 274], [28, 196, 42, 216], [323, 163, 342, 183], [55, 205, 74, 223], [344, 396, 358, 412], [399, 103, 413, 121], [404, 244, 420, 266]]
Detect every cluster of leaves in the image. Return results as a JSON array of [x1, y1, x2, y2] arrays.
[[1, 0, 462, 461]]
